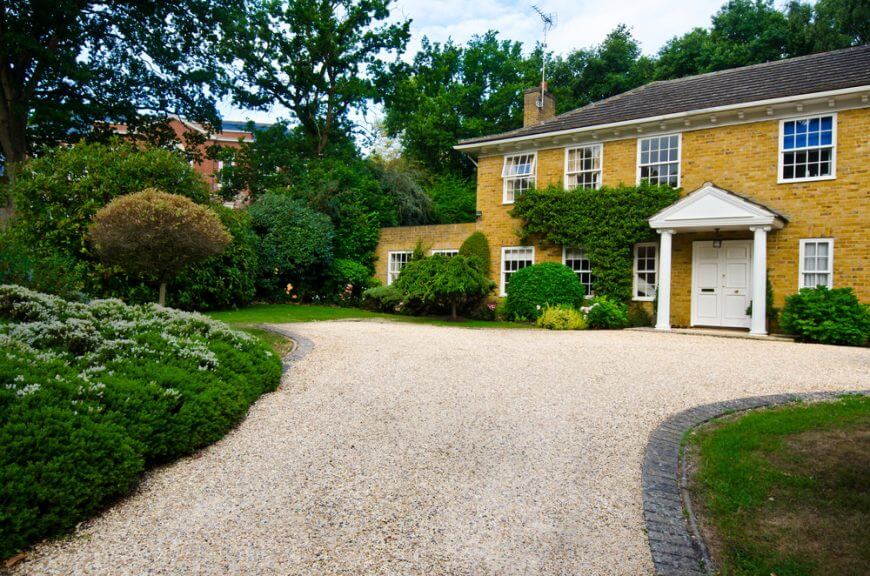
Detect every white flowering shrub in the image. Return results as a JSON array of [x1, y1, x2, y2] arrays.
[[0, 285, 282, 558]]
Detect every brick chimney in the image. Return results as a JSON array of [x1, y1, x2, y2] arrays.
[[523, 82, 555, 127]]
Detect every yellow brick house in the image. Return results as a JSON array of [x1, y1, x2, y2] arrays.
[[375, 45, 870, 335]]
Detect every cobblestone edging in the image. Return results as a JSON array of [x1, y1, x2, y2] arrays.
[[642, 390, 868, 576], [255, 324, 314, 372]]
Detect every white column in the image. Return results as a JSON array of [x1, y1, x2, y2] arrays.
[[749, 226, 770, 336], [655, 229, 674, 331]]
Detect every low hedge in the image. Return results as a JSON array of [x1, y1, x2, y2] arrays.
[[0, 285, 282, 559], [780, 286, 869, 346], [505, 262, 584, 321]]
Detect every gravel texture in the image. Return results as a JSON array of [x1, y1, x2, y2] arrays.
[[15, 322, 870, 576]]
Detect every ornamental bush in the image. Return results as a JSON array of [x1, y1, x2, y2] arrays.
[[505, 263, 584, 321], [248, 193, 334, 300], [361, 285, 404, 312], [536, 305, 587, 330], [394, 255, 494, 319], [324, 258, 373, 305], [779, 286, 870, 346], [459, 231, 491, 275], [0, 285, 282, 559], [584, 296, 629, 329], [511, 183, 679, 301]]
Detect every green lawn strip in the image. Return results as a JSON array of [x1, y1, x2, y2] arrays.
[[207, 303, 531, 329], [689, 395, 869, 576], [236, 325, 297, 357]]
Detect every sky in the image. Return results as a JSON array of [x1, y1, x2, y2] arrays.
[[216, 0, 732, 124]]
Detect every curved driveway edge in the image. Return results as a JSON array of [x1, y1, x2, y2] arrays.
[[255, 323, 315, 372], [642, 389, 869, 576]]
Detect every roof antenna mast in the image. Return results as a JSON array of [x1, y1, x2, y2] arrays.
[[532, 4, 556, 108]]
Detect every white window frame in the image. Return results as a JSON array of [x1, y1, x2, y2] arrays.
[[502, 152, 537, 204], [387, 251, 412, 285], [564, 145, 603, 190], [430, 249, 459, 257], [777, 113, 837, 184], [636, 133, 682, 188], [562, 246, 594, 297], [500, 246, 535, 296], [633, 242, 658, 301], [798, 238, 834, 289]]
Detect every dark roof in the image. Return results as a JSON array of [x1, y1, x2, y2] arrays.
[[458, 45, 870, 146]]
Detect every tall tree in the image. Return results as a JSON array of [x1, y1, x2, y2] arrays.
[[222, 0, 409, 157], [0, 1, 231, 193]]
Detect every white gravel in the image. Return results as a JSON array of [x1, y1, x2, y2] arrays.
[[15, 322, 870, 575]]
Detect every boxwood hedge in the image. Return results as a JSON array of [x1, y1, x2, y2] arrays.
[[505, 263, 584, 321], [0, 285, 282, 559]]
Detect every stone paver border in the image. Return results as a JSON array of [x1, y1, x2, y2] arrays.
[[642, 390, 868, 576], [255, 324, 314, 372]]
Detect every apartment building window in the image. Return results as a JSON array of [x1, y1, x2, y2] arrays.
[[638, 134, 680, 187], [565, 145, 602, 189], [501, 246, 534, 296], [633, 243, 658, 300], [563, 246, 594, 296], [780, 114, 836, 182], [502, 153, 536, 203], [387, 251, 412, 285], [431, 249, 459, 257], [799, 239, 834, 289]]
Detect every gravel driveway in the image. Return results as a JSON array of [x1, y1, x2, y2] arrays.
[[15, 322, 870, 575]]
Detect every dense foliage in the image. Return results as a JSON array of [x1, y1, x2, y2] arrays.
[[89, 190, 231, 305], [459, 232, 491, 275], [361, 285, 404, 313], [583, 297, 630, 330], [248, 193, 335, 300], [0, 285, 282, 559], [429, 175, 477, 224], [779, 286, 870, 346], [512, 184, 680, 301], [505, 263, 584, 321], [536, 305, 587, 330], [393, 254, 494, 319]]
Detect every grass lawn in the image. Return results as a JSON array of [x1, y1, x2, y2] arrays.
[[207, 303, 531, 330], [238, 326, 297, 357], [687, 395, 869, 576]]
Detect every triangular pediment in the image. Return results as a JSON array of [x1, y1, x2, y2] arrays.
[[649, 183, 786, 231]]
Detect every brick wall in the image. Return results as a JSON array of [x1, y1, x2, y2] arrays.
[[376, 107, 869, 325]]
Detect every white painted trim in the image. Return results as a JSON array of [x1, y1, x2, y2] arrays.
[[454, 85, 870, 151], [636, 133, 682, 188], [562, 245, 595, 297], [386, 250, 413, 285], [690, 239, 754, 329], [430, 249, 459, 256], [633, 242, 658, 301], [500, 246, 535, 297], [502, 152, 537, 204], [798, 238, 834, 289], [777, 112, 838, 184], [649, 183, 785, 231], [563, 144, 603, 190]]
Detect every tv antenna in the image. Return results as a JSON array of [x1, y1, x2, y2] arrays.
[[532, 5, 556, 108]]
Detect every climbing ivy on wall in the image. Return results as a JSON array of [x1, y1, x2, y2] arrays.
[[511, 183, 680, 302]]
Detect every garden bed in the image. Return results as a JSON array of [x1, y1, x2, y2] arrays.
[[0, 285, 283, 560], [685, 396, 869, 575]]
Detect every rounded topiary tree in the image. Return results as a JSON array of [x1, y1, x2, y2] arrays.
[[89, 189, 231, 306], [459, 231, 490, 274], [505, 262, 584, 321]]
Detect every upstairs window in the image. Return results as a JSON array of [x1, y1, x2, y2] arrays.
[[502, 153, 536, 203], [387, 251, 412, 285], [799, 239, 834, 289], [563, 246, 595, 296], [780, 115, 836, 182], [638, 134, 680, 187], [633, 243, 658, 301], [565, 145, 602, 190]]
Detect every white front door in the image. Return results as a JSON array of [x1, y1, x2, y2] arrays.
[[692, 240, 752, 328]]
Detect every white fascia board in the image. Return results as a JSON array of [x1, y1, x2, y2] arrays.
[[454, 85, 870, 152]]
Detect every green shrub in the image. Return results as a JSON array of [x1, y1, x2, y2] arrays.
[[361, 285, 404, 312], [248, 193, 335, 300], [505, 263, 584, 321], [627, 302, 653, 327], [584, 296, 629, 329], [536, 305, 587, 330], [170, 206, 259, 311], [0, 285, 282, 558], [779, 286, 870, 346], [325, 259, 373, 305], [459, 231, 491, 274], [394, 255, 494, 319]]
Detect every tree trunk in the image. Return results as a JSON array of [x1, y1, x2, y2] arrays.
[[451, 302, 457, 320], [159, 282, 167, 307], [0, 104, 29, 215]]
